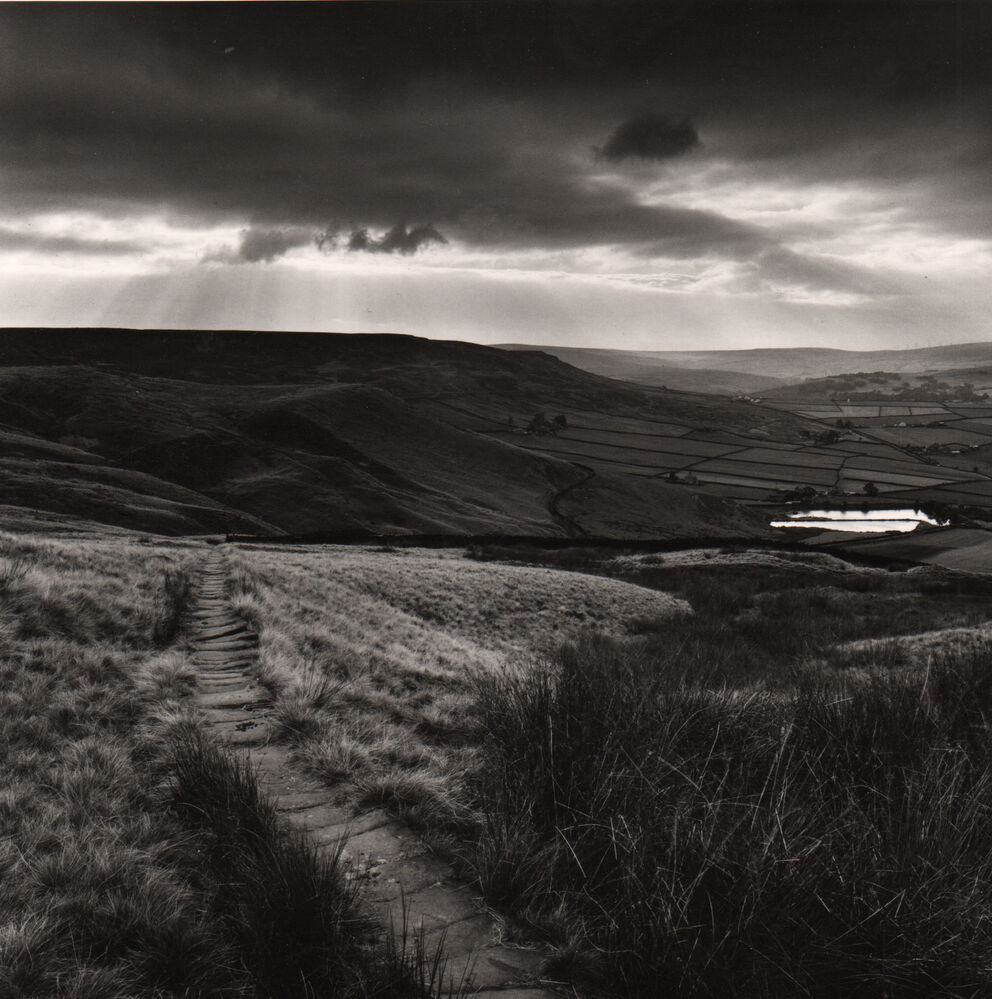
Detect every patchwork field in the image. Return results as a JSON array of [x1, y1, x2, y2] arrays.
[[438, 395, 992, 511]]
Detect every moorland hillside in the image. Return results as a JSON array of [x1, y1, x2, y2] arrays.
[[0, 328, 782, 537], [499, 340, 992, 393]]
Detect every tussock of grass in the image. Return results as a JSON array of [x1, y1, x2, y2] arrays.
[[152, 565, 195, 646], [271, 662, 345, 743], [167, 727, 373, 994], [356, 765, 475, 834], [472, 635, 992, 997], [167, 726, 463, 998], [0, 553, 28, 593], [308, 729, 377, 783]]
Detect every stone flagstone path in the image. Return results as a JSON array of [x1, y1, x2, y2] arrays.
[[190, 550, 569, 998]]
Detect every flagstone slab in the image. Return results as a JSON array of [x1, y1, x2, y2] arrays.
[[187, 552, 564, 999]]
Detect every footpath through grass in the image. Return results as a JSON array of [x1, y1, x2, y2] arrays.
[[228, 541, 992, 999], [0, 531, 455, 999]]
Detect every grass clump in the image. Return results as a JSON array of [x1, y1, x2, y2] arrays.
[[167, 728, 373, 996], [472, 636, 992, 998], [151, 565, 195, 646], [0, 554, 28, 594], [166, 726, 463, 998]]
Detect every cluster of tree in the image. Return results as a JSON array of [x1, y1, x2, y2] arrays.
[[831, 384, 989, 403], [799, 428, 844, 443], [816, 373, 900, 393], [768, 481, 879, 502], [513, 413, 569, 435]]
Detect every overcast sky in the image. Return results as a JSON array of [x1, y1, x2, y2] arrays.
[[3, 1, 992, 351]]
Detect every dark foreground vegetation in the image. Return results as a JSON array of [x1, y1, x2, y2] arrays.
[[468, 549, 992, 997], [0, 532, 451, 999]]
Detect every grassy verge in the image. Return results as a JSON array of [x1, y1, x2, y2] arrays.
[[0, 531, 454, 998], [466, 548, 992, 997], [216, 541, 992, 997], [0, 531, 244, 998]]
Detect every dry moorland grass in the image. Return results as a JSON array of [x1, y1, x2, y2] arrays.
[[606, 547, 890, 573], [224, 545, 687, 834], [227, 541, 992, 997], [0, 531, 233, 998], [0, 533, 451, 999]]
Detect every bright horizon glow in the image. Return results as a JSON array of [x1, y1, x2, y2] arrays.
[[2, 258, 988, 353], [5, 6, 992, 350]]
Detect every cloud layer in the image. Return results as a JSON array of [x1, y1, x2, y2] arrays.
[[2, 4, 992, 345]]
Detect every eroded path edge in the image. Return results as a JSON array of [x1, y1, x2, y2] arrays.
[[189, 549, 566, 998]]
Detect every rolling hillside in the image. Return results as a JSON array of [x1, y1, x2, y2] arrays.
[[0, 329, 779, 538], [495, 344, 786, 395], [498, 341, 992, 392]]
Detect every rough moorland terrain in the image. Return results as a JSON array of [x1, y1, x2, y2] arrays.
[[0, 328, 788, 538], [212, 540, 992, 998], [8, 521, 992, 998]]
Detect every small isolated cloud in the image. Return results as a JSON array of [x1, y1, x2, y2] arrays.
[[345, 223, 447, 255], [598, 113, 700, 162], [203, 226, 314, 264]]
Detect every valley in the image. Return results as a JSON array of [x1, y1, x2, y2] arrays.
[[9, 330, 992, 997], [11, 329, 992, 547]]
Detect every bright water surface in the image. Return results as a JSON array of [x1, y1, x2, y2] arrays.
[[770, 509, 945, 533]]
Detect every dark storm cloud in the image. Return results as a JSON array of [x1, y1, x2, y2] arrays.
[[121, 2, 992, 103], [4, 3, 992, 296], [239, 227, 313, 263], [344, 224, 447, 255], [203, 226, 316, 265], [0, 13, 748, 259], [598, 114, 700, 162]]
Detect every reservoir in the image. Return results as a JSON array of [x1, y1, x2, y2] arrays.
[[770, 509, 946, 533]]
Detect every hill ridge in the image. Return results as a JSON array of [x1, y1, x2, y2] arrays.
[[0, 328, 775, 539]]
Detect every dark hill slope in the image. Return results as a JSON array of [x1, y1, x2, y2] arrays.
[[0, 329, 787, 537]]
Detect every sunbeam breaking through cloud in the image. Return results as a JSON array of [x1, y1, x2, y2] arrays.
[[2, 3, 992, 349]]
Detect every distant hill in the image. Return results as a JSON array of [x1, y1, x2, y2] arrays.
[[0, 329, 779, 538], [494, 344, 786, 395], [763, 363, 992, 403], [497, 341, 992, 391]]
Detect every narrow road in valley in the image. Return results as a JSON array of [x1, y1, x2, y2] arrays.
[[190, 551, 566, 997], [548, 464, 595, 537]]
